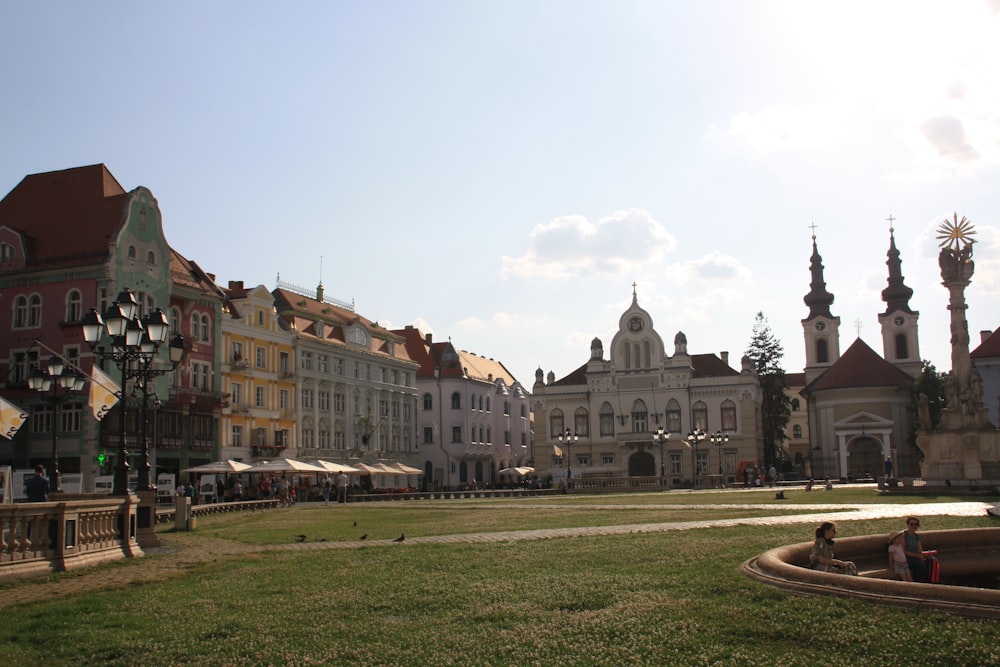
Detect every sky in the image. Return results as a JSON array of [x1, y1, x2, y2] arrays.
[[2, 1, 999, 387]]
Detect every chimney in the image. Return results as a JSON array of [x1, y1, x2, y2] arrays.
[[425, 332, 433, 345], [981, 330, 993, 344], [721, 351, 729, 366], [228, 280, 244, 290], [316, 282, 325, 302]]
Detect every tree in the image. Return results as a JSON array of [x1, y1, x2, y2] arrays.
[[744, 311, 792, 468], [910, 360, 947, 432]]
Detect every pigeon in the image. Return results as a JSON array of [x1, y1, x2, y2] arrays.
[[359, 534, 367, 540], [353, 521, 357, 527], [392, 533, 405, 543], [295, 534, 307, 543]]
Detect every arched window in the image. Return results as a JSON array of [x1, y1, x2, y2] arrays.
[[65, 289, 82, 322], [13, 295, 27, 329], [631, 399, 647, 433], [574, 407, 589, 437], [666, 399, 682, 433], [720, 400, 737, 431], [895, 333, 908, 359], [146, 250, 156, 265], [485, 397, 490, 412], [793, 424, 803, 438], [643, 341, 651, 368], [623, 343, 631, 369], [127, 245, 137, 259], [791, 398, 800, 411], [520, 404, 526, 418], [816, 338, 828, 364], [504, 400, 510, 416], [28, 294, 41, 327], [549, 408, 564, 437], [190, 314, 200, 339], [422, 393, 432, 411], [200, 314, 210, 343], [692, 401, 708, 431], [599, 402, 614, 436], [169, 307, 181, 334], [451, 392, 461, 409]]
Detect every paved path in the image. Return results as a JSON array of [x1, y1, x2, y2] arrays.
[[0, 500, 992, 610]]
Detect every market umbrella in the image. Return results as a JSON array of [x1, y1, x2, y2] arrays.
[[498, 466, 535, 476], [350, 463, 381, 476], [251, 458, 326, 473], [181, 460, 254, 474], [388, 462, 423, 475], [311, 460, 362, 474]]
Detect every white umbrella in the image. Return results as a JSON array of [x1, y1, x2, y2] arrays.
[[498, 466, 535, 476], [251, 458, 326, 473], [311, 460, 361, 474], [181, 460, 254, 474], [388, 462, 423, 475]]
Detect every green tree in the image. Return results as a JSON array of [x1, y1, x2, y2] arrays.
[[911, 360, 947, 432], [744, 311, 792, 468]]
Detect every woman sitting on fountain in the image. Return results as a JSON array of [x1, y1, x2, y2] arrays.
[[809, 522, 858, 575]]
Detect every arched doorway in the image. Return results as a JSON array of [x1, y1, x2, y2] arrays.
[[848, 437, 882, 478], [629, 451, 656, 476]]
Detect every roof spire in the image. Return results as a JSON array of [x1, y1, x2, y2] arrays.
[[803, 224, 835, 318], [881, 215, 913, 314]]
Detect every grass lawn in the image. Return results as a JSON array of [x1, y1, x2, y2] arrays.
[[1, 490, 997, 666]]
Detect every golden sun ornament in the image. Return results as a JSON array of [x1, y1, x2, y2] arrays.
[[936, 213, 976, 252]]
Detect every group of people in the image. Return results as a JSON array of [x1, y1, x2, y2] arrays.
[[810, 516, 934, 582], [321, 472, 351, 504]]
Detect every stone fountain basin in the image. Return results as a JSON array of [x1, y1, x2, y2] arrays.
[[742, 528, 1000, 618]]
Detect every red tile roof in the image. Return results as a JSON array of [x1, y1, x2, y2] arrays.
[[0, 164, 127, 269], [802, 338, 913, 394], [971, 328, 1000, 360]]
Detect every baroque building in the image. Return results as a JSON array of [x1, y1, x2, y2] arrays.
[[532, 289, 763, 488], [398, 326, 531, 489], [800, 226, 922, 480], [0, 164, 227, 489]]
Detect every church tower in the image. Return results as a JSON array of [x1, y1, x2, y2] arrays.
[[877, 219, 921, 377], [802, 230, 841, 383]]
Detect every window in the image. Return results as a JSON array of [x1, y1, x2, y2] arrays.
[[65, 289, 82, 322], [549, 409, 564, 438], [300, 351, 313, 370], [599, 403, 614, 436], [191, 362, 211, 391], [576, 455, 590, 467], [190, 314, 199, 340], [574, 408, 589, 438], [503, 400, 510, 416], [13, 295, 27, 329], [147, 250, 156, 265], [793, 424, 803, 438], [720, 400, 737, 432], [423, 426, 434, 444], [317, 354, 328, 373], [504, 430, 510, 445], [318, 391, 330, 411], [791, 398, 800, 411], [231, 425, 243, 447], [423, 393, 432, 411], [485, 397, 490, 412], [301, 388, 313, 409], [279, 389, 289, 411], [231, 383, 243, 407], [169, 307, 181, 334], [669, 453, 682, 475], [602, 453, 615, 465], [631, 399, 648, 433], [232, 341, 244, 363], [279, 352, 290, 375], [257, 309, 265, 326], [451, 426, 462, 443], [666, 399, 682, 433], [692, 401, 708, 431], [451, 392, 461, 409], [334, 393, 345, 412], [816, 338, 828, 364], [255, 386, 266, 408], [895, 333, 909, 359], [333, 358, 343, 375], [723, 451, 737, 474], [200, 314, 210, 343], [127, 245, 137, 259], [28, 294, 41, 327], [696, 451, 709, 475], [255, 346, 266, 368]]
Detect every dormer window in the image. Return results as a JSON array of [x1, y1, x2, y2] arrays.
[[348, 327, 367, 346], [316, 321, 325, 338]]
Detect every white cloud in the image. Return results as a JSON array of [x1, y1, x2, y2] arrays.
[[500, 208, 677, 279]]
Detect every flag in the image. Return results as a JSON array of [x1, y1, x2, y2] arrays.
[[89, 366, 120, 421], [0, 395, 28, 440], [553, 445, 563, 456]]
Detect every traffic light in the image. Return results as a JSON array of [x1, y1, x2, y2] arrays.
[[96, 451, 108, 466]]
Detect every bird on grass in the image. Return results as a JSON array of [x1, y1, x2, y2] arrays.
[[359, 534, 367, 540], [295, 534, 307, 543], [353, 521, 357, 527], [392, 534, 405, 543]]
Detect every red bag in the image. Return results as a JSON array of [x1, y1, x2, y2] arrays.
[[924, 550, 940, 584]]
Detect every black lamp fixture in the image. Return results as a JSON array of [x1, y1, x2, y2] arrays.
[[81, 288, 185, 495], [686, 428, 706, 481], [29, 355, 87, 494], [652, 426, 670, 477], [557, 428, 578, 480], [710, 430, 729, 481]]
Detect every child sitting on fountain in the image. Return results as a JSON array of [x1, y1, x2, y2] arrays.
[[888, 531, 913, 582]]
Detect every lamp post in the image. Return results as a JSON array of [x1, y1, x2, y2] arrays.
[[558, 428, 578, 486], [686, 428, 706, 486], [29, 356, 87, 494], [81, 289, 185, 495], [653, 426, 670, 483], [710, 430, 728, 487]]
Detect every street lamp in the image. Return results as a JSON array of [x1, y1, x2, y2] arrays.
[[710, 430, 729, 487], [652, 426, 670, 480], [686, 428, 706, 486], [557, 428, 578, 484], [28, 356, 87, 494], [81, 289, 185, 495]]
